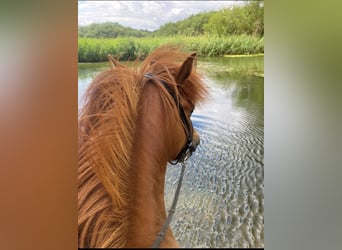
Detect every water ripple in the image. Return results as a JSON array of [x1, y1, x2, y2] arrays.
[[165, 73, 264, 248]]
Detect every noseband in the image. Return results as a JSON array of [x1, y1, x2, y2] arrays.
[[144, 73, 196, 164]]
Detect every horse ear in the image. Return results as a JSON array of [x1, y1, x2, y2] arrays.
[[108, 54, 125, 68], [176, 52, 197, 84]]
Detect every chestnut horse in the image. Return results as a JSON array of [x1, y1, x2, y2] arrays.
[[78, 46, 208, 248]]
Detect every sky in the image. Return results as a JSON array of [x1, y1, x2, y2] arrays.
[[78, 1, 246, 31]]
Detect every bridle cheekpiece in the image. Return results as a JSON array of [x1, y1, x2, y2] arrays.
[[144, 73, 195, 164]]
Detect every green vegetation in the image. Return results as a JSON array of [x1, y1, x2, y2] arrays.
[[78, 22, 149, 38], [155, 2, 263, 37], [78, 35, 263, 62], [78, 2, 264, 62]]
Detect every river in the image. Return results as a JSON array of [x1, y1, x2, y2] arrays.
[[78, 55, 264, 248]]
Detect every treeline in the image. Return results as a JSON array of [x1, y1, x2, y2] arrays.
[[78, 2, 264, 39], [155, 2, 263, 37], [78, 22, 150, 38]]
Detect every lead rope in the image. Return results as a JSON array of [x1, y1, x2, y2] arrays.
[[151, 163, 187, 248]]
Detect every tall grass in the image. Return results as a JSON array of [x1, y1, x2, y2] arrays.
[[78, 35, 264, 62]]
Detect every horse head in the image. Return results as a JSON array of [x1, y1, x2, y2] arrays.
[[140, 47, 208, 165]]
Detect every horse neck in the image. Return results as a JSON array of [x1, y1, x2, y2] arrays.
[[126, 83, 180, 248]]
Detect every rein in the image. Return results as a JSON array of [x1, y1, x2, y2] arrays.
[[144, 73, 194, 248], [151, 163, 186, 248]]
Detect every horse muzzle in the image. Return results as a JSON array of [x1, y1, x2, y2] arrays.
[[191, 129, 200, 152], [185, 129, 200, 158], [170, 129, 200, 165]]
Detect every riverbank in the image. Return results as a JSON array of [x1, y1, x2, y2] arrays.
[[224, 53, 264, 58], [78, 35, 264, 62]]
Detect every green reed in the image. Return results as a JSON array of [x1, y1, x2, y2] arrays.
[[78, 35, 264, 62]]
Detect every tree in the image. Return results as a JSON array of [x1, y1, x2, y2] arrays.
[[204, 2, 264, 37]]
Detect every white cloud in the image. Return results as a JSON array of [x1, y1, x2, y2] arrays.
[[78, 1, 246, 31]]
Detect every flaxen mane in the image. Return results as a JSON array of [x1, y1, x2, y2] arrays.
[[78, 46, 207, 248]]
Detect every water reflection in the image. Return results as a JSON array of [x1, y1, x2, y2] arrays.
[[78, 56, 264, 248]]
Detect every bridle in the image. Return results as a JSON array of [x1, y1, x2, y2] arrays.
[[144, 73, 196, 248], [144, 73, 196, 165]]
